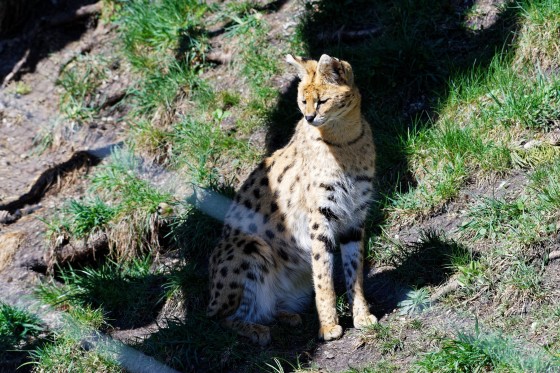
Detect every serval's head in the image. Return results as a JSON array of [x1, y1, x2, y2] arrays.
[[286, 54, 360, 127]]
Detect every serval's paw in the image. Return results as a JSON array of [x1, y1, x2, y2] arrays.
[[353, 313, 378, 329], [249, 324, 271, 346], [277, 312, 302, 327], [319, 324, 343, 341]]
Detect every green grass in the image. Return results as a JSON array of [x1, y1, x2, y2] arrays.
[[63, 197, 117, 238], [118, 0, 210, 72], [37, 257, 163, 329], [27, 333, 124, 373], [360, 323, 404, 356], [0, 302, 43, 355], [415, 322, 560, 372], [57, 55, 110, 125]]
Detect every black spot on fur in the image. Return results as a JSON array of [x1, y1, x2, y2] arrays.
[[260, 177, 269, 186], [317, 234, 336, 252], [244, 199, 252, 209], [241, 261, 250, 270], [340, 228, 363, 244], [263, 214, 270, 224], [229, 281, 239, 289], [247, 272, 256, 281], [243, 242, 259, 255], [253, 188, 261, 199], [319, 207, 339, 221], [216, 282, 223, 289], [270, 202, 278, 213], [319, 183, 335, 191], [314, 253, 321, 261], [220, 267, 228, 277], [279, 249, 289, 261], [312, 223, 319, 230], [276, 223, 285, 232], [265, 230, 275, 239]]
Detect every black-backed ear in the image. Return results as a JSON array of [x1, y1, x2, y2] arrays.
[[317, 54, 354, 86], [286, 54, 310, 79]]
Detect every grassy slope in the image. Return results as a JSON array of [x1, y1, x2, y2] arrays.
[[15, 0, 560, 371]]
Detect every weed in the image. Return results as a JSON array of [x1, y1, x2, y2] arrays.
[[497, 260, 547, 314], [57, 55, 109, 124], [514, 0, 560, 71], [0, 303, 43, 354], [410, 319, 423, 330], [63, 197, 117, 238], [27, 333, 123, 373], [9, 81, 32, 95], [173, 116, 255, 185], [38, 257, 163, 329], [416, 321, 559, 372], [398, 288, 431, 316], [361, 323, 404, 355], [461, 196, 528, 241], [456, 261, 488, 290], [36, 281, 107, 330], [336, 294, 351, 319], [119, 0, 210, 72]]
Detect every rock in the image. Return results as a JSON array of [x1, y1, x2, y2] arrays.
[[546, 129, 560, 146], [0, 231, 24, 271], [523, 139, 542, 149]]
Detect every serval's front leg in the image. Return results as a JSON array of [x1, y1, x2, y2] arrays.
[[309, 218, 342, 341], [340, 227, 377, 329]]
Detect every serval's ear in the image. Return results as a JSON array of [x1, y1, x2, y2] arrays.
[[317, 54, 354, 86], [286, 54, 313, 79]]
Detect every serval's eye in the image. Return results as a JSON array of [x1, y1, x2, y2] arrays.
[[301, 99, 307, 105], [318, 98, 330, 105]]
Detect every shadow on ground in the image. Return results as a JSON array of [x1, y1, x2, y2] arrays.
[[0, 0, 99, 82]]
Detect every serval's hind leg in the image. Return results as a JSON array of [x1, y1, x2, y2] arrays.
[[276, 311, 302, 327], [222, 319, 271, 346]]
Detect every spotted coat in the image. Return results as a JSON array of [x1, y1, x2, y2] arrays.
[[207, 54, 377, 345]]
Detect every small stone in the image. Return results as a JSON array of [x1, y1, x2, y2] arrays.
[[324, 350, 335, 359], [546, 130, 560, 146], [523, 139, 542, 149]]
